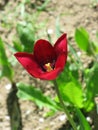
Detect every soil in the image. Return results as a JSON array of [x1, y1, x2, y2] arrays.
[[0, 0, 98, 130]]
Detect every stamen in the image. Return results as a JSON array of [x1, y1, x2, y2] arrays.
[[44, 63, 53, 72]]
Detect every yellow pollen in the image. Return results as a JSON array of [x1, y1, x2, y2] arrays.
[[44, 63, 53, 72]]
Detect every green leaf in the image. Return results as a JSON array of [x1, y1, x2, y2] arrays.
[[17, 23, 35, 52], [91, 32, 98, 53], [57, 62, 79, 88], [75, 107, 91, 130], [59, 82, 83, 108], [13, 40, 23, 52], [0, 38, 14, 81], [75, 27, 89, 51], [84, 62, 98, 111], [57, 62, 82, 108], [17, 83, 59, 111], [57, 63, 71, 86]]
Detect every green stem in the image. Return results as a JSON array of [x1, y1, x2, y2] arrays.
[[53, 80, 77, 130]]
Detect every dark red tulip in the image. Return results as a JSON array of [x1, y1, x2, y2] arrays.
[[14, 33, 67, 80]]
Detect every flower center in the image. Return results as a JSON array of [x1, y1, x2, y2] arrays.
[[44, 63, 53, 72]]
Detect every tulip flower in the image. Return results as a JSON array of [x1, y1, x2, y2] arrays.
[[14, 33, 67, 80]]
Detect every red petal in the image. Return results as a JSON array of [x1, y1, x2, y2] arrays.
[[54, 33, 67, 55], [14, 34, 68, 80], [14, 52, 43, 78], [14, 52, 62, 80], [34, 39, 56, 65], [14, 52, 65, 80], [40, 53, 67, 80], [55, 53, 67, 70], [39, 68, 61, 80]]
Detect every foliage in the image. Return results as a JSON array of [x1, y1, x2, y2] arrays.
[[0, 38, 14, 81], [75, 107, 92, 130], [17, 82, 60, 111], [75, 27, 90, 51], [16, 22, 35, 52], [0, 0, 98, 129]]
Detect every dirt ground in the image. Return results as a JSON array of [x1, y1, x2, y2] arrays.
[[0, 0, 98, 130]]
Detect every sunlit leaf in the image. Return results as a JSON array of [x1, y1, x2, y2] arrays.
[[57, 62, 79, 87], [17, 83, 60, 111], [59, 81, 83, 108], [17, 23, 35, 52], [75, 107, 91, 130], [75, 27, 89, 51], [57, 63, 71, 86], [0, 38, 14, 81], [84, 62, 98, 111], [13, 41, 23, 52]]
